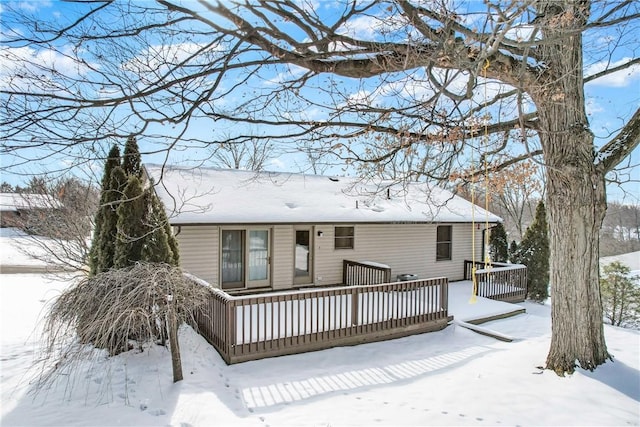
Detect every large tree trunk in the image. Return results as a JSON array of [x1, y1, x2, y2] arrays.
[[533, 0, 610, 374], [544, 147, 609, 374]]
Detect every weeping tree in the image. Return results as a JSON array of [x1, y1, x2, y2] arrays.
[[2, 1, 639, 375], [42, 263, 210, 386]]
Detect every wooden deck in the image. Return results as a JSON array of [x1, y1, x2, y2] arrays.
[[194, 277, 450, 364], [192, 260, 527, 364], [463, 260, 527, 303]]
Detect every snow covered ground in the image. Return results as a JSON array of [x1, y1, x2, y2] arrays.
[[600, 250, 640, 276], [1, 232, 639, 426], [0, 227, 50, 268]]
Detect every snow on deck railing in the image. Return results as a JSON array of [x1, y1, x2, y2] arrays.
[[463, 260, 527, 303], [194, 276, 450, 364], [475, 263, 526, 274]]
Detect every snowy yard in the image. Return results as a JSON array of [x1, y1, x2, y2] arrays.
[[1, 231, 639, 426]]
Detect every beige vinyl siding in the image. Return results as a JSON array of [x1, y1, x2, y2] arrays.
[[314, 223, 485, 284], [175, 225, 219, 286], [175, 224, 295, 290], [272, 225, 294, 290], [173, 222, 487, 290]]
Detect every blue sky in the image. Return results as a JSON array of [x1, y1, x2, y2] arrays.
[[0, 0, 638, 203]]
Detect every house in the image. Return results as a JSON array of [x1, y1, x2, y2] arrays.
[[145, 164, 501, 293], [0, 193, 56, 229]]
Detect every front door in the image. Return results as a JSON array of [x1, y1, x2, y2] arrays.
[[221, 228, 271, 289], [294, 227, 313, 285]]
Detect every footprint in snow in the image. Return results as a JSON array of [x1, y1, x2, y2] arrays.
[[148, 409, 166, 416]]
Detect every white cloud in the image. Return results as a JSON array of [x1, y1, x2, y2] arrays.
[[340, 15, 380, 39], [269, 157, 286, 170], [11, 0, 52, 12], [122, 42, 222, 81], [586, 57, 640, 88], [345, 89, 373, 106], [586, 97, 604, 116], [0, 45, 90, 90], [264, 65, 307, 86]]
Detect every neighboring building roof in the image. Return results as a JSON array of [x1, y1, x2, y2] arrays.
[[0, 193, 56, 212], [145, 164, 502, 225]]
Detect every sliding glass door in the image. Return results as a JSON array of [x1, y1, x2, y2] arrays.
[[247, 230, 270, 287], [221, 230, 245, 289], [221, 228, 270, 289]]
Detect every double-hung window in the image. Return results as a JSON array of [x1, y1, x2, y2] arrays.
[[335, 226, 355, 249], [436, 225, 452, 261]]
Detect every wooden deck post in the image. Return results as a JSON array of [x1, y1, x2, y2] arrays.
[[351, 286, 359, 326]]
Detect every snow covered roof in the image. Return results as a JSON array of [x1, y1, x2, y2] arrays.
[[0, 193, 57, 211], [144, 164, 502, 225]]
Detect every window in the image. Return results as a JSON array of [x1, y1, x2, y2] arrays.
[[436, 225, 452, 261], [335, 226, 354, 249]]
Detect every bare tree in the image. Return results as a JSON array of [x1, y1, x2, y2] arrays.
[[2, 1, 639, 375], [211, 137, 275, 171], [600, 202, 640, 256], [11, 176, 99, 273], [488, 160, 543, 241]]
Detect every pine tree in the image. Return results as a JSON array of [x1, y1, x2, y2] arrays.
[[96, 166, 127, 273], [489, 222, 508, 263], [509, 240, 519, 263], [515, 201, 550, 302], [600, 261, 640, 328], [141, 186, 180, 265], [122, 135, 142, 178], [167, 219, 180, 266], [90, 137, 180, 271], [88, 145, 121, 275], [114, 175, 147, 268], [141, 188, 171, 264]]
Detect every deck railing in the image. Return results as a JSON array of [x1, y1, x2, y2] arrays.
[[343, 259, 392, 286], [463, 260, 527, 303], [194, 277, 450, 364]]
